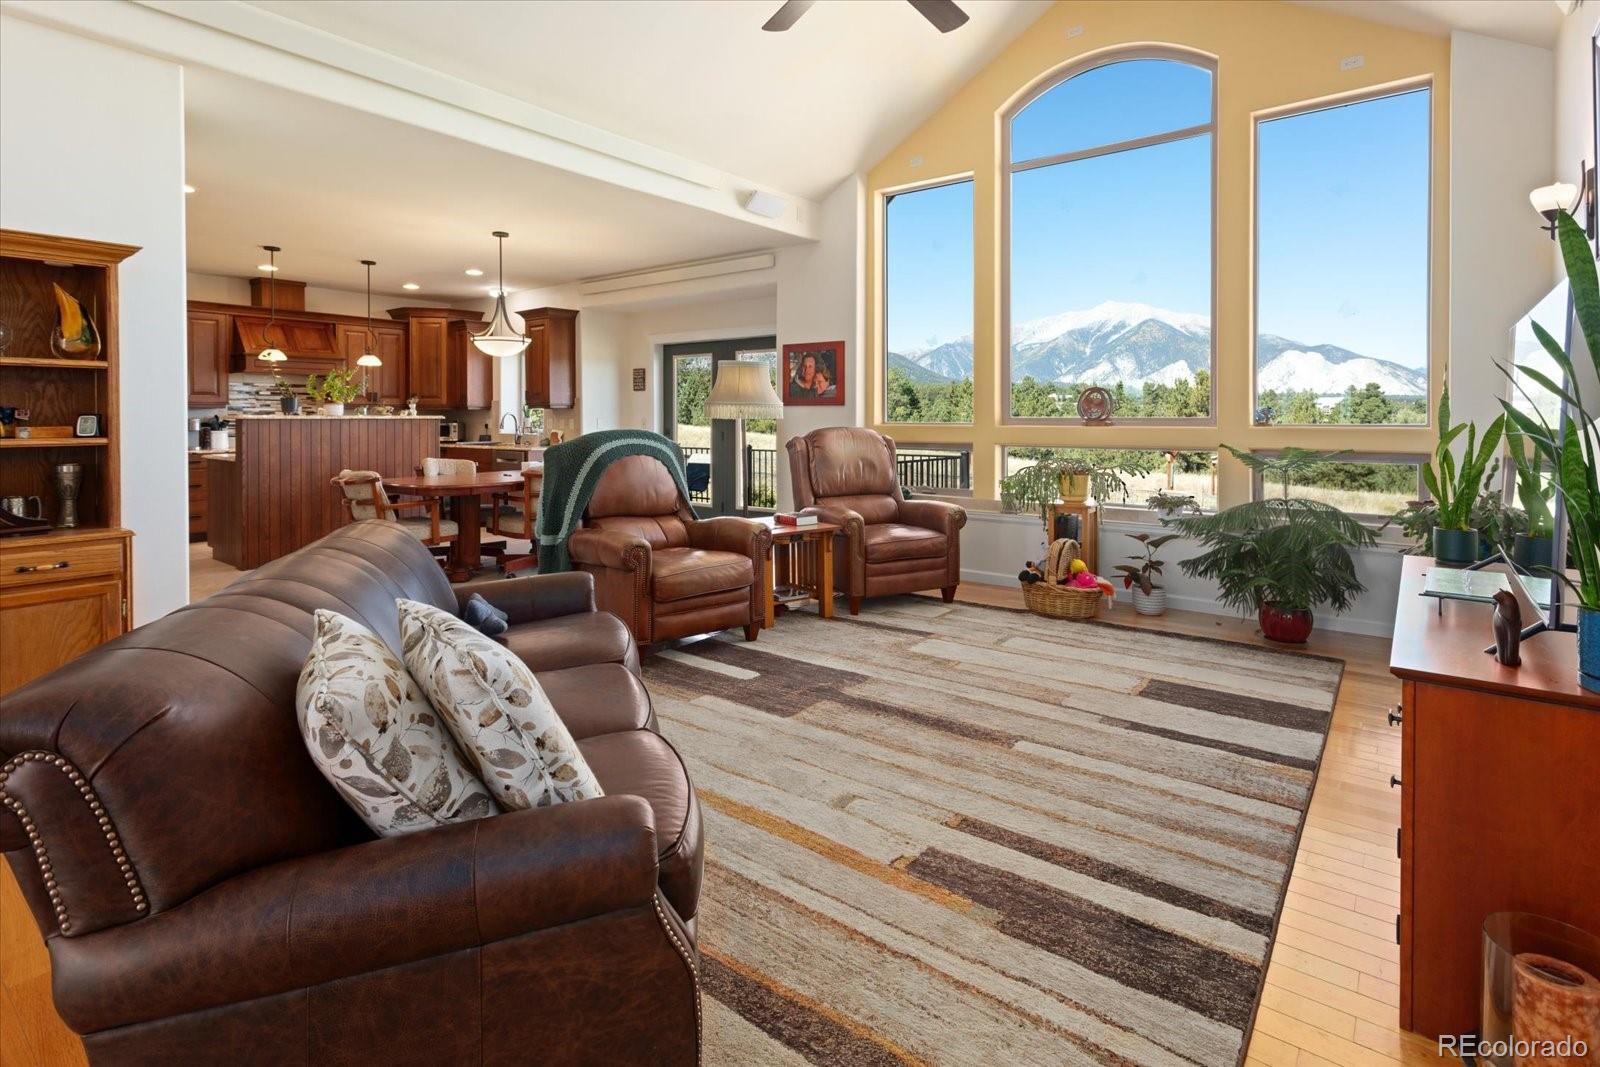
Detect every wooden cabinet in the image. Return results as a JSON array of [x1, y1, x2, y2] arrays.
[[0, 529, 132, 696], [187, 310, 230, 406], [188, 453, 209, 541], [336, 322, 408, 406], [231, 316, 341, 375], [1389, 557, 1600, 1039], [388, 307, 486, 411], [522, 307, 577, 410], [448, 320, 492, 410]]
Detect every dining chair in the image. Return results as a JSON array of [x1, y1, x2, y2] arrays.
[[490, 460, 543, 575], [330, 469, 457, 550]]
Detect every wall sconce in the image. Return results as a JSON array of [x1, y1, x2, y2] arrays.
[[1530, 162, 1596, 239]]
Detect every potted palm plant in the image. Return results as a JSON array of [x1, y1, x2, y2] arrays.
[[1114, 532, 1179, 616], [1422, 382, 1506, 566], [1165, 446, 1376, 643], [1499, 210, 1600, 691]]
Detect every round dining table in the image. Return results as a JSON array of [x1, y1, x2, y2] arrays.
[[384, 468, 527, 582]]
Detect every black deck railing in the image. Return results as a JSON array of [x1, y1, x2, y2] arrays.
[[896, 449, 970, 492]]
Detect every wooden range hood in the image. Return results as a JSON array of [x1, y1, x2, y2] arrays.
[[230, 276, 339, 369]]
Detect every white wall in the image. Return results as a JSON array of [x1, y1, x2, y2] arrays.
[[1449, 32, 1556, 432], [1, 17, 188, 624], [186, 271, 450, 316], [773, 176, 867, 510], [1552, 8, 1600, 417], [616, 294, 778, 431]]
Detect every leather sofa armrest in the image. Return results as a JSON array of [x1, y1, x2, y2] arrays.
[[686, 516, 771, 560], [801, 504, 864, 542], [898, 499, 968, 537], [457, 571, 595, 624], [50, 796, 661, 1036], [568, 529, 652, 575]]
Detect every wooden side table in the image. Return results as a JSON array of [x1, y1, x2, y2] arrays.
[[1045, 499, 1099, 574], [758, 519, 841, 627]]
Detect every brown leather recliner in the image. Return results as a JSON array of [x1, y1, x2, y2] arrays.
[[787, 426, 967, 614], [0, 521, 701, 1065], [568, 453, 771, 646]]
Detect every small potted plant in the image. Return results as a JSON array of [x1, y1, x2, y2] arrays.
[[1057, 460, 1092, 503], [1422, 382, 1505, 566], [1508, 447, 1555, 570], [277, 379, 300, 415], [1115, 532, 1179, 616], [1146, 490, 1199, 519], [305, 367, 364, 416]]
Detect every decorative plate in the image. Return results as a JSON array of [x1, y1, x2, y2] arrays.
[[1077, 386, 1113, 423]]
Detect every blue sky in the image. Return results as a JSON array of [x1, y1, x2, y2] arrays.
[[884, 61, 1431, 371]]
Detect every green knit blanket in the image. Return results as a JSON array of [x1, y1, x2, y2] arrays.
[[535, 429, 691, 574]]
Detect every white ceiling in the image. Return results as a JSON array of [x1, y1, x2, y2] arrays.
[[240, 0, 1052, 200], [183, 66, 798, 300], [1293, 0, 1566, 48]]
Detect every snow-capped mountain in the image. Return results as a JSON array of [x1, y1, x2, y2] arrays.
[[887, 301, 1425, 397]]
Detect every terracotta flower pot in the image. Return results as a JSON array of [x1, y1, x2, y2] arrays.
[[1258, 603, 1313, 644]]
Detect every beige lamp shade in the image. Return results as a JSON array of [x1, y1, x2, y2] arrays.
[[356, 353, 383, 367], [1530, 182, 1578, 216], [706, 361, 783, 420]]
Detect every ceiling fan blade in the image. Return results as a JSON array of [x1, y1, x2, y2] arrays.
[[762, 0, 815, 31], [907, 0, 969, 32]]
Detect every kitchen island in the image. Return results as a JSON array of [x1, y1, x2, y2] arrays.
[[208, 414, 440, 569]]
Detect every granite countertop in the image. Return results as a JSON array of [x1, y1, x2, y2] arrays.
[[188, 448, 236, 456]]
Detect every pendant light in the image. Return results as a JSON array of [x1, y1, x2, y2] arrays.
[[256, 245, 287, 371], [472, 230, 530, 358], [355, 259, 383, 396]]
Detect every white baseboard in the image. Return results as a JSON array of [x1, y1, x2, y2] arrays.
[[959, 568, 1395, 640]]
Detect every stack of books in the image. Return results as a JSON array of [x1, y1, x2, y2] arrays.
[[775, 512, 819, 527]]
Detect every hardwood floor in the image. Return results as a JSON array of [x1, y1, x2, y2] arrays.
[[920, 584, 1448, 1067], [3, 558, 1429, 1067]]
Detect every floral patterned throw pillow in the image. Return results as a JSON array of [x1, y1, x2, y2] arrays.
[[398, 599, 604, 810], [297, 609, 498, 836]]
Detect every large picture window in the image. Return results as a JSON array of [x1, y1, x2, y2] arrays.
[[1003, 447, 1219, 511], [1255, 87, 1431, 426], [1007, 55, 1214, 421], [884, 178, 974, 423]]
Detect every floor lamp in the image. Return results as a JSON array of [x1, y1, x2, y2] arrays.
[[705, 361, 783, 516]]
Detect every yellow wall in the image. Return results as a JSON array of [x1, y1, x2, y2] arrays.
[[864, 0, 1452, 508]]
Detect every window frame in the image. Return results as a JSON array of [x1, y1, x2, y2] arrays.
[[1001, 46, 1219, 428], [1248, 449, 1429, 523], [1250, 80, 1435, 430], [880, 172, 977, 428]]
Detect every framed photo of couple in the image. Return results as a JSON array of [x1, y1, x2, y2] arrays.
[[781, 341, 845, 406]]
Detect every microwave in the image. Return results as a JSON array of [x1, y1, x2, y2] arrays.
[[439, 421, 461, 443]]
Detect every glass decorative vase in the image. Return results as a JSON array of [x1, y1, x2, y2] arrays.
[[1480, 912, 1600, 1067]]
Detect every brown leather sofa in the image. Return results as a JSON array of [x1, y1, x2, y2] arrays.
[[787, 426, 967, 614], [568, 453, 771, 646], [0, 521, 701, 1066]]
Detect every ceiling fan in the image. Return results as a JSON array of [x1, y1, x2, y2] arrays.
[[762, 0, 969, 34]]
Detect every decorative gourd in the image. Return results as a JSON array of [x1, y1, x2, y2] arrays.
[[1044, 538, 1081, 585]]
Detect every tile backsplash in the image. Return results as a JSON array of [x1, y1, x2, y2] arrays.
[[228, 373, 312, 415]]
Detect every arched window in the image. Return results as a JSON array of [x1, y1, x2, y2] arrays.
[[1006, 54, 1215, 421]]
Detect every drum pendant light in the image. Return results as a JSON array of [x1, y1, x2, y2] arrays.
[[257, 245, 288, 371], [472, 231, 530, 358]]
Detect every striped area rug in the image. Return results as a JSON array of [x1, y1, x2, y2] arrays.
[[641, 596, 1343, 1067]]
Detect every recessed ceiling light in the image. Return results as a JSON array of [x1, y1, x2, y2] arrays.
[[464, 268, 484, 277], [257, 262, 279, 272], [402, 282, 421, 291], [183, 183, 197, 194]]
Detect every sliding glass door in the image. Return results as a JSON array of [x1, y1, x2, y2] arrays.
[[663, 337, 778, 515]]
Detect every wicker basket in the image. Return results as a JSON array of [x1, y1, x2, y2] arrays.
[[1021, 579, 1103, 620]]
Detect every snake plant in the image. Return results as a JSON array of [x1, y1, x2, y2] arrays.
[[1422, 382, 1505, 533]]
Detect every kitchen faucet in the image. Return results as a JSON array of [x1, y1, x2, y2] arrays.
[[499, 411, 523, 446]]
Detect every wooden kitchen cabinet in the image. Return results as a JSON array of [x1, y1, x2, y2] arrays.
[[336, 322, 408, 406], [188, 454, 208, 541], [448, 319, 492, 410], [0, 529, 132, 697], [187, 309, 230, 406], [388, 307, 483, 410], [522, 307, 578, 410]]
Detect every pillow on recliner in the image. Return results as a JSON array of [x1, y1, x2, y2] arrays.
[[296, 610, 498, 836], [398, 599, 604, 810]]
